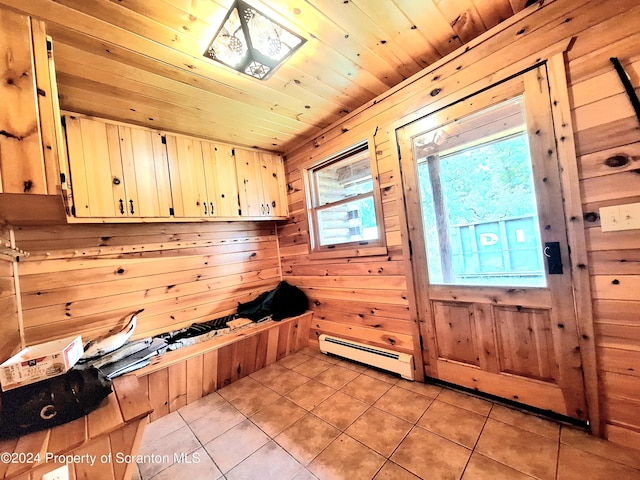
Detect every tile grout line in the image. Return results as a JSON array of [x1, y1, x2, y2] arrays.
[[554, 428, 562, 480], [458, 401, 495, 480]]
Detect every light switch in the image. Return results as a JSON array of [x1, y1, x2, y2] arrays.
[[42, 465, 69, 480], [619, 203, 640, 229], [600, 202, 640, 232]]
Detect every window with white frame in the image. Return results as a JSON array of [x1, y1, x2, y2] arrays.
[[305, 141, 385, 255]]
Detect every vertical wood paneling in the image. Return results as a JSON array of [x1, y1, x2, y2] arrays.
[[202, 350, 218, 396], [276, 321, 291, 361], [186, 356, 203, 404], [138, 313, 311, 422], [147, 369, 169, 422], [168, 361, 187, 411], [216, 343, 235, 389]]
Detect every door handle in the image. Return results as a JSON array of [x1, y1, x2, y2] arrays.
[[129, 199, 135, 215], [210, 202, 214, 215], [544, 242, 563, 274], [119, 199, 125, 215]]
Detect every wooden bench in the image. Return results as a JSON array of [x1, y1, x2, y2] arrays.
[[134, 311, 313, 421], [0, 375, 152, 480]]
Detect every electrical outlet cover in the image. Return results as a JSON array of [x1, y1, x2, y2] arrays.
[[42, 464, 69, 480]]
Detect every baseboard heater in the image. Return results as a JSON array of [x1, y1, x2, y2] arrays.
[[318, 334, 415, 381]]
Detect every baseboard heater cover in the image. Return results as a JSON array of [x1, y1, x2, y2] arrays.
[[318, 334, 415, 381]]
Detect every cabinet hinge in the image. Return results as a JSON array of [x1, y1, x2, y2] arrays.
[[61, 116, 66, 127], [46, 39, 52, 52], [71, 205, 76, 216], [169, 207, 174, 216], [60, 173, 66, 184], [161, 135, 167, 145], [231, 148, 235, 156]]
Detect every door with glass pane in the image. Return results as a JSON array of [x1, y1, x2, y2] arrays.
[[397, 66, 588, 421]]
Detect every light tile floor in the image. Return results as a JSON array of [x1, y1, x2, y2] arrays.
[[135, 348, 640, 480]]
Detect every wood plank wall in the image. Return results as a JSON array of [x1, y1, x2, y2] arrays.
[[11, 222, 282, 345], [0, 227, 20, 360], [279, 160, 413, 356], [279, 0, 640, 447]]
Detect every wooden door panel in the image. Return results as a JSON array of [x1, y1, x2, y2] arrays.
[[202, 143, 239, 217], [116, 126, 140, 217], [437, 360, 568, 414], [432, 301, 479, 366], [397, 66, 588, 421], [0, 9, 47, 195], [493, 306, 558, 382], [151, 132, 173, 218], [260, 152, 287, 217], [429, 284, 552, 308], [127, 127, 170, 217], [166, 135, 206, 217], [235, 148, 264, 217], [66, 116, 117, 217], [201, 141, 219, 217], [105, 123, 127, 217], [213, 145, 240, 217]]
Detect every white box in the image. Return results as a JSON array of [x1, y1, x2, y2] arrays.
[[0, 336, 83, 391]]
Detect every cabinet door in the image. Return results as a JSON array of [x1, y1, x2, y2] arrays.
[[259, 152, 288, 217], [0, 9, 47, 194], [166, 135, 208, 217], [119, 126, 172, 217], [235, 148, 265, 217], [32, 25, 62, 195], [202, 142, 239, 217], [64, 116, 121, 217]]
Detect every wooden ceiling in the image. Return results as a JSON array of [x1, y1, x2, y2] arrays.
[[1, 0, 530, 152]]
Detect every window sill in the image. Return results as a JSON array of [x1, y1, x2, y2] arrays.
[[308, 245, 388, 260]]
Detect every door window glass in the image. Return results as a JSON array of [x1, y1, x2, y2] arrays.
[[414, 96, 546, 287]]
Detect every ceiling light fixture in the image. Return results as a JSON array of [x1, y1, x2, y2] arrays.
[[204, 0, 306, 80]]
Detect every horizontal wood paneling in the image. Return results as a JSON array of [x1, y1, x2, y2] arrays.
[[0, 0, 530, 152], [280, 0, 640, 447], [14, 222, 283, 344]]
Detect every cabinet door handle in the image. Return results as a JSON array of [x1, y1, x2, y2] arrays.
[[119, 199, 125, 215], [266, 204, 271, 215], [210, 202, 214, 215], [129, 199, 135, 215], [204, 202, 208, 215], [261, 204, 265, 215]]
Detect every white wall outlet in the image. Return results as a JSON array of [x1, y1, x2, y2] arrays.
[[42, 464, 69, 480], [600, 202, 640, 232]]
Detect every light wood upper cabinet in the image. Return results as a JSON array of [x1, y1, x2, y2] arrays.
[[167, 135, 241, 218], [166, 134, 209, 217], [202, 142, 240, 217], [0, 7, 62, 195], [64, 117, 286, 222], [64, 115, 172, 218], [235, 148, 288, 218]]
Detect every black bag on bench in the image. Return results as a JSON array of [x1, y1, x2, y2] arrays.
[[237, 281, 308, 321]]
